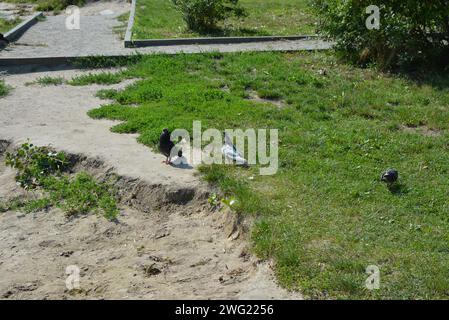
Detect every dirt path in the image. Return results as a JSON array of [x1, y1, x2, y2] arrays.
[[0, 68, 302, 300]]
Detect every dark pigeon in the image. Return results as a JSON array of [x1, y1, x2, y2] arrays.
[[0, 33, 10, 45], [381, 169, 398, 184], [158, 128, 182, 164]]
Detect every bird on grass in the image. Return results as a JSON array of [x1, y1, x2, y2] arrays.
[[159, 128, 182, 165], [221, 132, 248, 166], [381, 169, 399, 185], [0, 33, 10, 45]]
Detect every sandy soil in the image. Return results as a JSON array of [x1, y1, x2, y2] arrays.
[[0, 67, 302, 300]]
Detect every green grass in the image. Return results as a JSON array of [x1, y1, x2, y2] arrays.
[[0, 197, 52, 214], [0, 80, 10, 97], [3, 143, 119, 219], [85, 51, 449, 299], [40, 173, 119, 219], [0, 173, 119, 219], [0, 17, 22, 34], [26, 76, 66, 86], [69, 72, 127, 86], [95, 89, 119, 100], [71, 55, 144, 69], [132, 0, 317, 39]]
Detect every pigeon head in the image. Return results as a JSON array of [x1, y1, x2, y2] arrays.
[[162, 128, 170, 135], [381, 169, 398, 184]]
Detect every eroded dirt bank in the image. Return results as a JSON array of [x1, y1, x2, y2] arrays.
[[0, 68, 302, 300]]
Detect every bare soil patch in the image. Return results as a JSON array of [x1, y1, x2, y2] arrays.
[[400, 124, 442, 137]]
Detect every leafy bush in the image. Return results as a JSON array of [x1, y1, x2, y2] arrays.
[[5, 141, 68, 189], [311, 0, 449, 70], [171, 0, 247, 32]]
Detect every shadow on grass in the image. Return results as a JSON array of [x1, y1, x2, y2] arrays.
[[195, 27, 272, 38], [387, 183, 410, 196]]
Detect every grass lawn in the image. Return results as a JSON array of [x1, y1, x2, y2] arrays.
[[0, 17, 22, 34], [77, 51, 449, 299], [132, 0, 317, 39]]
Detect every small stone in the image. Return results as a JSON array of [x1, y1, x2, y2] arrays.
[[60, 251, 74, 257]]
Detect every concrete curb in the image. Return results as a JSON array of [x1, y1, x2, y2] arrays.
[[0, 55, 134, 67], [0, 56, 73, 67], [129, 35, 318, 47], [124, 0, 136, 48], [4, 12, 44, 42], [123, 0, 319, 48]]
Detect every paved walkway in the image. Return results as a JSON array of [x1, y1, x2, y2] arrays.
[[0, 1, 331, 61]]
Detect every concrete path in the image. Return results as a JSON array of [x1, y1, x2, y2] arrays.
[[0, 1, 130, 59], [0, 1, 331, 62]]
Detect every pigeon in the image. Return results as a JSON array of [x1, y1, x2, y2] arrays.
[[221, 132, 248, 166], [381, 169, 398, 184], [159, 128, 182, 164], [0, 33, 10, 45]]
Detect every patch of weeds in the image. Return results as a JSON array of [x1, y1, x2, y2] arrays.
[[0, 197, 52, 214], [0, 17, 21, 34], [5, 141, 68, 189], [71, 54, 143, 69], [0, 79, 10, 97], [37, 15, 47, 22], [35, 0, 86, 12], [43, 173, 119, 219], [26, 76, 65, 86], [69, 72, 125, 86], [0, 198, 26, 213], [113, 12, 129, 40], [96, 89, 118, 100], [207, 192, 237, 211], [22, 198, 52, 213], [4, 141, 119, 219]]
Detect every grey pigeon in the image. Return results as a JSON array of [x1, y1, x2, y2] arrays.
[[222, 132, 247, 166], [158, 128, 182, 164], [381, 169, 398, 184]]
